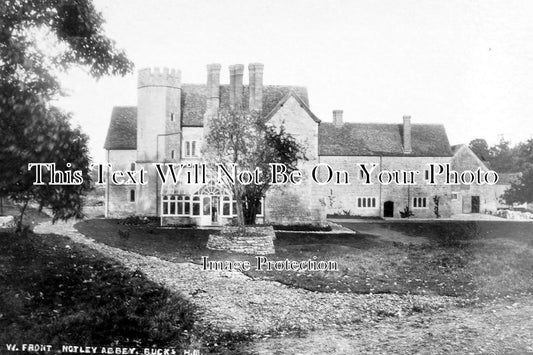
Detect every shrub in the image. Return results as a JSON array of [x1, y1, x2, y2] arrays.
[[399, 207, 414, 218]]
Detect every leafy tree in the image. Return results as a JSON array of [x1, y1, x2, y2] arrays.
[[488, 137, 518, 173], [7, 108, 92, 230], [515, 139, 533, 169], [469, 138, 490, 161], [503, 165, 533, 204], [203, 109, 306, 226], [0, 0, 133, 229]]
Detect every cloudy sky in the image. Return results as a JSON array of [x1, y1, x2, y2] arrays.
[[54, 0, 533, 162]]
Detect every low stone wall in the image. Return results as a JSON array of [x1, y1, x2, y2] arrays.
[[207, 226, 275, 255]]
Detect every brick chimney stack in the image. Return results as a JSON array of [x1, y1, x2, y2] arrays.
[[333, 110, 344, 127], [403, 115, 412, 154], [229, 64, 244, 110], [248, 63, 264, 112], [206, 63, 221, 116]]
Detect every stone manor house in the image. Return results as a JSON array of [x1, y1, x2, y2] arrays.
[[104, 63, 501, 226]]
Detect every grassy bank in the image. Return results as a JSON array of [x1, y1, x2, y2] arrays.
[[0, 230, 196, 348]]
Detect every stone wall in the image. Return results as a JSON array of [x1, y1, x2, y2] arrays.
[[106, 149, 137, 218], [207, 226, 275, 255], [265, 95, 326, 225], [451, 145, 500, 214], [317, 155, 455, 218]]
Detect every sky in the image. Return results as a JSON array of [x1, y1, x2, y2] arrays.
[[54, 0, 533, 163]]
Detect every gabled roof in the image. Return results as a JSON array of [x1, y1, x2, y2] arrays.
[[319, 122, 453, 156], [263, 91, 321, 123], [451, 144, 464, 154], [181, 84, 309, 126], [104, 106, 137, 150], [451, 144, 489, 170], [105, 85, 309, 149]]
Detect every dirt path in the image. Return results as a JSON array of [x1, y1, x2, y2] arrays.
[[34, 221, 533, 354]]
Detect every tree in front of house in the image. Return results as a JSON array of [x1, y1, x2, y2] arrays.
[[0, 0, 133, 229], [203, 109, 306, 225], [502, 164, 533, 205]]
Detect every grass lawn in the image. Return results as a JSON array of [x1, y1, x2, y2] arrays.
[[76, 219, 533, 301], [0, 229, 196, 349]]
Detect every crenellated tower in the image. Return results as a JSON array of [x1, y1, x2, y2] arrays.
[[136, 67, 181, 215]]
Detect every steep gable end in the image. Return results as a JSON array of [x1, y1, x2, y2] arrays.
[[264, 91, 320, 124], [451, 144, 489, 171]]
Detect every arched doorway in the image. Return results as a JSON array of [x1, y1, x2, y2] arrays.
[[384, 201, 394, 218]]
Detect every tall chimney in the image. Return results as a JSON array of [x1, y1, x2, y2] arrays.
[[333, 110, 343, 127], [206, 63, 221, 116], [248, 63, 264, 112], [229, 64, 244, 110], [403, 115, 412, 154]]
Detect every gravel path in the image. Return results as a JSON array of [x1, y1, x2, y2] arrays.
[[34, 221, 456, 336], [34, 221, 533, 353]]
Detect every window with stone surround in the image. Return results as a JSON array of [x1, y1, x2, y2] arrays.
[[184, 140, 199, 157], [413, 197, 427, 208], [357, 197, 376, 208]]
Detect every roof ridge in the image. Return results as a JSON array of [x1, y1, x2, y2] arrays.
[[322, 121, 446, 126]]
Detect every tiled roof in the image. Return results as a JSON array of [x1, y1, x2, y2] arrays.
[[103, 106, 137, 150], [105, 91, 454, 158], [180, 84, 309, 126], [105, 85, 309, 149], [319, 122, 453, 156]]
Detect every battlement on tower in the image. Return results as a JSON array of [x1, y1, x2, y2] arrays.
[[138, 67, 181, 88]]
